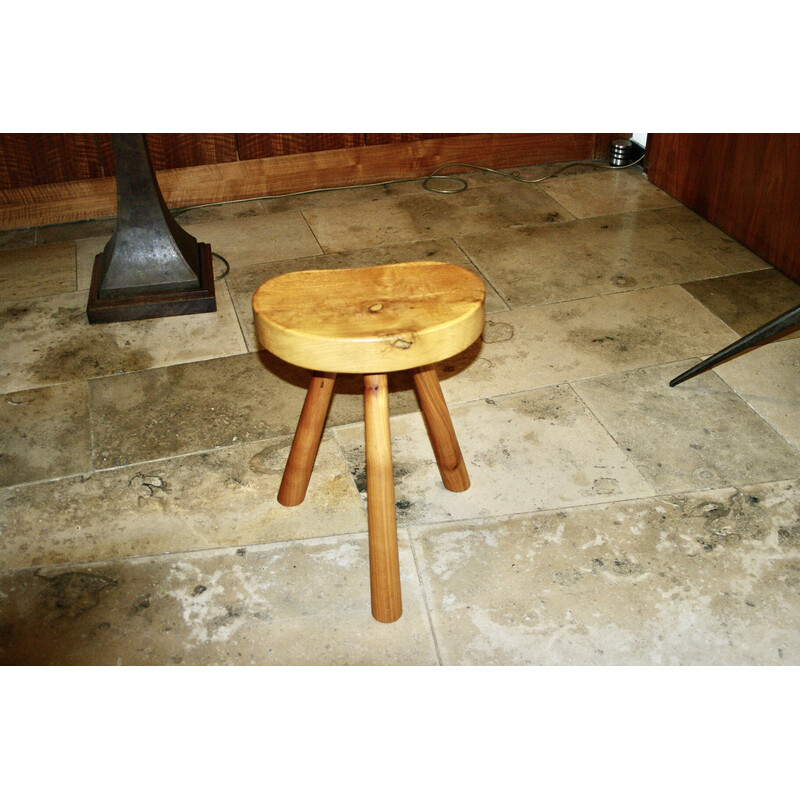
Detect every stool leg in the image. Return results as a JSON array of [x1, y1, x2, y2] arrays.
[[278, 371, 336, 507], [412, 365, 470, 492], [363, 373, 402, 623]]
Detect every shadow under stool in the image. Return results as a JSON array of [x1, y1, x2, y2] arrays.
[[252, 261, 486, 622]]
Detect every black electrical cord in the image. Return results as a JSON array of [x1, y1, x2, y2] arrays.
[[212, 252, 230, 280]]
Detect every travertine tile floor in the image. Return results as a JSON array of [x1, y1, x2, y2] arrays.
[[2, 162, 800, 665]]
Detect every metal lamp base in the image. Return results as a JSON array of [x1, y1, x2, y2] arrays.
[[87, 242, 216, 324]]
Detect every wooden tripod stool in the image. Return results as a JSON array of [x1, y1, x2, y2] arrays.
[[252, 261, 485, 623]]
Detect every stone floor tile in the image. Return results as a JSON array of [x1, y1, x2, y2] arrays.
[[0, 436, 366, 572], [411, 481, 800, 665], [36, 217, 116, 245], [169, 199, 267, 225], [537, 166, 680, 219], [681, 269, 800, 339], [655, 205, 773, 273], [714, 338, 800, 451], [0, 531, 437, 665], [89, 351, 420, 469], [183, 212, 322, 268], [457, 211, 740, 309], [0, 382, 92, 488], [75, 236, 105, 289], [0, 241, 76, 301], [227, 239, 507, 351], [335, 385, 654, 526], [433, 285, 736, 406], [302, 182, 573, 252], [0, 282, 246, 394], [0, 227, 36, 251], [572, 360, 800, 494]]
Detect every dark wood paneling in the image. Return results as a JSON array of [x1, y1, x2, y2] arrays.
[[364, 134, 455, 145], [237, 134, 364, 160], [0, 135, 36, 189], [645, 133, 800, 282], [0, 133, 103, 189], [97, 134, 238, 174], [145, 134, 238, 171]]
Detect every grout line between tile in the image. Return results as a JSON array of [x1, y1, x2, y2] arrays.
[[220, 274, 251, 350], [404, 528, 444, 665], [710, 361, 800, 458], [298, 208, 326, 255], [451, 237, 512, 311], [560, 381, 660, 497]]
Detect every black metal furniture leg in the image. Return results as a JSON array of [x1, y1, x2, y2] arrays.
[[670, 302, 800, 387]]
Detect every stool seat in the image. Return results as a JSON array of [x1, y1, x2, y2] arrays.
[[252, 261, 485, 373], [252, 261, 485, 624]]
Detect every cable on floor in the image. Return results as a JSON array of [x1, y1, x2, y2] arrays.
[[212, 252, 230, 280]]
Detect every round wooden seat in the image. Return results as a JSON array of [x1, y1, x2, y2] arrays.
[[252, 261, 485, 373], [251, 261, 485, 624]]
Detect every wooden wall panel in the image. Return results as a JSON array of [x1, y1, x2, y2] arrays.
[[0, 134, 103, 189], [236, 134, 364, 160], [645, 133, 800, 282], [96, 134, 238, 174], [145, 134, 238, 171], [364, 134, 455, 145], [0, 135, 36, 189]]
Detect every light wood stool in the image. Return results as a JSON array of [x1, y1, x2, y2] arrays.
[[252, 261, 485, 622]]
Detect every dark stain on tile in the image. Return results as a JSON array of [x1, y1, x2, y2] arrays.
[[208, 606, 244, 634], [351, 464, 367, 494], [346, 458, 414, 497], [35, 570, 118, 618], [32, 338, 154, 384], [128, 473, 169, 497], [512, 389, 572, 422], [778, 526, 800, 545], [132, 594, 152, 612], [0, 303, 32, 323], [568, 323, 665, 357], [684, 490, 772, 544]]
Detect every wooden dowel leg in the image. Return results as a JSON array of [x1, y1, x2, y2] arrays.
[[278, 371, 336, 506], [363, 373, 402, 623], [412, 365, 470, 492]]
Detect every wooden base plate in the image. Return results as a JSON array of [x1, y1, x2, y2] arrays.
[[86, 242, 216, 324]]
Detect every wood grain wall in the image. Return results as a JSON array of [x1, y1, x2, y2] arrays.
[[645, 133, 800, 283]]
